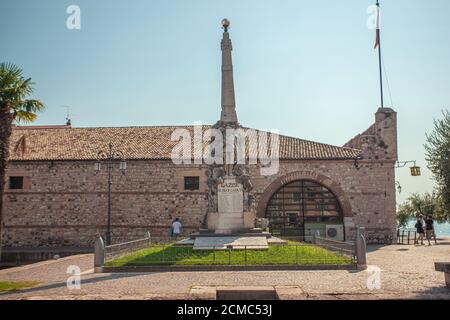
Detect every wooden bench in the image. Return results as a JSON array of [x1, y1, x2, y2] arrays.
[[434, 262, 450, 287]]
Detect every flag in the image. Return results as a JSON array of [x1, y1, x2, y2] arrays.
[[374, 4, 380, 49]]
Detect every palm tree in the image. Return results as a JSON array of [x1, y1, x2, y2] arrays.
[[0, 63, 45, 257]]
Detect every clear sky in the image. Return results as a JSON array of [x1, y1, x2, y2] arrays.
[[1, 0, 449, 204]]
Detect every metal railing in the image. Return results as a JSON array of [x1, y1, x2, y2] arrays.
[[314, 236, 356, 260], [93, 231, 152, 268], [275, 235, 315, 243], [94, 227, 368, 271], [105, 232, 151, 262], [103, 242, 354, 266], [397, 228, 417, 245], [276, 233, 356, 260], [350, 228, 394, 245]]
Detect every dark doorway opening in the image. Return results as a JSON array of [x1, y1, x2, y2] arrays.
[[265, 180, 343, 239]]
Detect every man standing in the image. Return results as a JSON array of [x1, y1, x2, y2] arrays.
[[172, 218, 182, 240], [425, 215, 438, 245], [415, 216, 425, 245]]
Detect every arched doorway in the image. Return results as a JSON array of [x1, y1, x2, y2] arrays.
[[265, 180, 344, 238]]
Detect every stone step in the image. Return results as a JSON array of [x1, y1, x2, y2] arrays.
[[246, 228, 264, 233], [191, 231, 272, 239], [193, 236, 269, 250], [217, 227, 245, 231], [214, 229, 234, 235]]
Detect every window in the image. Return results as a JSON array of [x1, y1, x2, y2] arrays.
[[184, 176, 199, 191], [9, 176, 24, 190]]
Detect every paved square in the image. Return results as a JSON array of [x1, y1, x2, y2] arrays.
[[1, 239, 449, 300]]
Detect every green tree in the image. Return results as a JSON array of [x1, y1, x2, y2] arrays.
[[396, 209, 411, 228], [424, 109, 450, 221], [397, 193, 445, 226], [0, 63, 45, 257]]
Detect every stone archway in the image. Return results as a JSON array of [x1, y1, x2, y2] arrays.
[[256, 170, 353, 219]]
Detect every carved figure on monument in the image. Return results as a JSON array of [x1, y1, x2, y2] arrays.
[[205, 165, 226, 212], [232, 164, 256, 211], [233, 164, 253, 191]]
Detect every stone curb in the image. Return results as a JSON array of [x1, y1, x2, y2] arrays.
[[190, 285, 307, 300], [100, 264, 356, 273]]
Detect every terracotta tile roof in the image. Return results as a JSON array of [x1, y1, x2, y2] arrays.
[[9, 125, 360, 161]]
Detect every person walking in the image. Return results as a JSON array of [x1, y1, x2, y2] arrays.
[[171, 218, 182, 240], [425, 215, 438, 245], [169, 218, 174, 238], [415, 216, 425, 245]]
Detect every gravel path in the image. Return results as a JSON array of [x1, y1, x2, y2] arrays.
[[1, 239, 449, 300]]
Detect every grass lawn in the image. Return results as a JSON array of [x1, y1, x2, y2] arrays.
[[106, 242, 353, 267], [0, 281, 41, 293]]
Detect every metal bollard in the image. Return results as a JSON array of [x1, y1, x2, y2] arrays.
[[146, 231, 151, 247], [94, 236, 105, 273], [356, 227, 367, 270]]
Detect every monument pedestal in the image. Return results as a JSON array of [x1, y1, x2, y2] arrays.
[[207, 211, 256, 233], [215, 212, 244, 234], [188, 176, 275, 250], [213, 176, 246, 234]]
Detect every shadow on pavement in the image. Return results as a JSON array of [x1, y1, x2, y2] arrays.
[[0, 272, 145, 297], [366, 244, 385, 253], [413, 286, 450, 300]]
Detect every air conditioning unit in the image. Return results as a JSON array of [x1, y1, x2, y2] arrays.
[[326, 224, 344, 241]]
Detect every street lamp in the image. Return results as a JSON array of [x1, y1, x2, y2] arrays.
[[410, 165, 421, 177], [396, 160, 421, 177], [95, 143, 126, 245], [395, 181, 402, 194]]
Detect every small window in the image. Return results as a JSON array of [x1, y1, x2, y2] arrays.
[[9, 176, 24, 190], [184, 176, 199, 191]]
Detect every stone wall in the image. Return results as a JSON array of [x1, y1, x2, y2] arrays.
[[344, 108, 398, 162], [2, 158, 397, 247], [3, 161, 209, 247], [2, 109, 398, 248]]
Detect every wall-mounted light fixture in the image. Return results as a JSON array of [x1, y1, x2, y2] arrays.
[[396, 160, 421, 177], [395, 181, 402, 194], [354, 155, 364, 170]]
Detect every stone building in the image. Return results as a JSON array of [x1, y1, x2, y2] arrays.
[[1, 21, 398, 255]]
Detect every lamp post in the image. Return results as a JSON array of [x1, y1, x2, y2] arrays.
[[95, 143, 127, 245]]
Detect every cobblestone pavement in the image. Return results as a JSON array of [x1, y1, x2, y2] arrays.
[[1, 239, 449, 300]]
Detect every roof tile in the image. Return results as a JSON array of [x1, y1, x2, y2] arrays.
[[9, 126, 360, 161]]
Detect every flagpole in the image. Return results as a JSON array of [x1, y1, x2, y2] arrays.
[[376, 0, 384, 108]]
